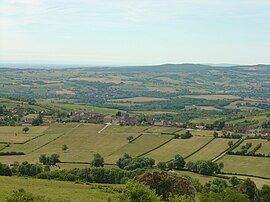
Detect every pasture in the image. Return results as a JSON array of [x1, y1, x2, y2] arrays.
[[0, 123, 269, 181], [218, 155, 270, 178], [145, 126, 181, 134], [0, 126, 48, 143], [0, 176, 120, 202], [186, 138, 238, 162], [144, 136, 213, 162], [105, 133, 174, 164], [233, 139, 270, 155]]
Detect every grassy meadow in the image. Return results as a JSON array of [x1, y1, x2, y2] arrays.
[[0, 176, 121, 202]]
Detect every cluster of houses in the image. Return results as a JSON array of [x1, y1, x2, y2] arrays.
[[67, 111, 187, 127], [68, 111, 141, 125]]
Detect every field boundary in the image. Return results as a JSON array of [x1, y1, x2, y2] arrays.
[[138, 136, 175, 157], [28, 124, 81, 154], [220, 172, 270, 180], [212, 138, 243, 162], [184, 137, 215, 160], [60, 161, 115, 166]]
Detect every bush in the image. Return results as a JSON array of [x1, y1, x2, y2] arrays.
[[116, 154, 155, 170], [6, 189, 50, 202], [260, 185, 270, 202], [238, 178, 259, 202], [39, 154, 60, 166], [135, 170, 196, 200], [186, 160, 222, 175], [168, 194, 193, 202], [199, 188, 248, 202], [120, 180, 161, 202], [0, 162, 12, 176], [91, 153, 104, 167]]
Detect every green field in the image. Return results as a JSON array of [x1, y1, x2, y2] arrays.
[[0, 126, 48, 143], [186, 138, 238, 162], [144, 136, 213, 162], [218, 155, 270, 178], [39, 101, 120, 114], [0, 176, 121, 202], [106, 133, 174, 163], [233, 139, 270, 155], [145, 126, 181, 134], [0, 123, 269, 180]]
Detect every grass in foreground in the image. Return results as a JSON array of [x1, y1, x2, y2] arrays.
[[0, 176, 121, 202]]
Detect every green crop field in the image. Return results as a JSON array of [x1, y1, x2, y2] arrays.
[[0, 176, 121, 202], [186, 138, 238, 162], [218, 155, 270, 178], [144, 136, 213, 162]]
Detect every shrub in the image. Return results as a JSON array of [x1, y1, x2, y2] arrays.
[[135, 170, 196, 200], [120, 180, 161, 202]]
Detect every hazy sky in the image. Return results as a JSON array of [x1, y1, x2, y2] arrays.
[[0, 0, 270, 65]]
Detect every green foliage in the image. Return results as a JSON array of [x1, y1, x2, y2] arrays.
[[6, 189, 50, 202], [135, 170, 196, 200], [0, 162, 12, 176], [32, 115, 43, 126], [260, 185, 270, 202], [39, 154, 60, 166], [168, 194, 193, 202], [213, 132, 219, 138], [237, 178, 260, 202], [186, 160, 222, 176], [91, 153, 104, 167], [12, 161, 43, 176], [62, 144, 68, 152], [202, 178, 228, 193], [179, 131, 193, 139], [157, 162, 167, 171], [229, 176, 241, 187], [22, 127, 29, 133], [199, 188, 248, 202], [127, 136, 134, 143], [173, 155, 186, 170], [116, 154, 155, 170], [120, 180, 161, 202]]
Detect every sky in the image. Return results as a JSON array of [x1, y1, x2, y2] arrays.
[[0, 0, 270, 66]]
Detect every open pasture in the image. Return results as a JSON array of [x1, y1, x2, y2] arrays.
[[145, 126, 181, 134], [186, 138, 238, 162], [35, 123, 144, 163], [0, 126, 48, 143], [144, 136, 213, 162], [40, 101, 120, 114], [218, 155, 270, 178], [180, 129, 220, 137], [0, 123, 79, 163], [0, 176, 120, 202], [179, 94, 240, 100], [106, 133, 174, 164]]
